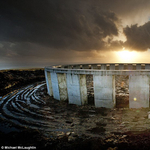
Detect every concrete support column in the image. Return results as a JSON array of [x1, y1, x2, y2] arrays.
[[91, 64, 98, 69], [127, 64, 133, 70], [101, 64, 106, 70], [82, 65, 89, 69], [66, 74, 87, 105], [51, 72, 60, 100], [136, 64, 141, 70], [93, 75, 115, 108], [73, 65, 80, 69], [110, 64, 115, 70], [119, 64, 124, 70], [145, 64, 150, 69], [129, 75, 149, 108], [44, 70, 53, 96], [57, 73, 68, 101]]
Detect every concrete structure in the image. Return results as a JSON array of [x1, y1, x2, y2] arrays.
[[45, 63, 150, 108]]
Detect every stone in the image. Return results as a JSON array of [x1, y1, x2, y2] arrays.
[[66, 132, 71, 136]]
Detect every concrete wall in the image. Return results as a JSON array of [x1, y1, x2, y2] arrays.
[[45, 63, 150, 108], [66, 74, 81, 105], [44, 70, 53, 96], [51, 72, 60, 100], [93, 75, 115, 108]]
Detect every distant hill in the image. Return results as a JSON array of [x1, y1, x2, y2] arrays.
[[0, 68, 45, 96]]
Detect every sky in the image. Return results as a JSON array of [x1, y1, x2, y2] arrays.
[[0, 0, 150, 69]]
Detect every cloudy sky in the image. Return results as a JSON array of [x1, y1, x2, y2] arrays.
[[0, 0, 150, 69]]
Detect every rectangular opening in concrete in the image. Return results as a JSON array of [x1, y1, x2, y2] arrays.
[[86, 75, 94, 105], [115, 75, 129, 108]]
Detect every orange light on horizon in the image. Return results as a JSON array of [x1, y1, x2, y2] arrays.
[[116, 48, 138, 62]]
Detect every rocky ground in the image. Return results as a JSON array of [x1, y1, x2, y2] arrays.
[[1, 69, 150, 150]]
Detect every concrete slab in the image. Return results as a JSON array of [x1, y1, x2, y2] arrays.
[[66, 74, 81, 105], [45, 70, 53, 96], [93, 75, 115, 108], [51, 72, 60, 100]]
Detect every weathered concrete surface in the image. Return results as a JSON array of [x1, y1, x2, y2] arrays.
[[110, 64, 115, 70], [101, 64, 106, 70], [127, 64, 133, 70], [93, 75, 115, 108], [51, 72, 60, 100], [129, 75, 149, 108], [57, 73, 68, 101], [91, 64, 98, 69], [66, 74, 81, 105], [119, 64, 124, 70], [79, 75, 87, 105], [145, 64, 150, 69], [45, 70, 53, 96], [136, 64, 141, 70], [82, 65, 89, 69], [47, 72, 53, 96]]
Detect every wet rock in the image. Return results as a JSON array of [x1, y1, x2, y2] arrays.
[[89, 114, 95, 117], [66, 120, 73, 124], [71, 123, 74, 127], [57, 132, 65, 138], [89, 110, 96, 113], [66, 132, 71, 136]]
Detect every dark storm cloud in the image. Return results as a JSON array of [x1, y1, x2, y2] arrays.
[[0, 0, 150, 67], [124, 21, 150, 51], [0, 0, 121, 52]]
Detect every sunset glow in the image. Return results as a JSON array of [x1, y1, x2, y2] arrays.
[[117, 50, 138, 62]]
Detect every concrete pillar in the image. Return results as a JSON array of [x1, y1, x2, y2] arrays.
[[145, 64, 150, 70], [57, 73, 68, 101], [101, 64, 106, 70], [136, 64, 141, 70], [68, 65, 73, 69], [129, 75, 149, 108], [127, 64, 133, 70], [66, 74, 87, 105], [91, 64, 98, 69], [119, 64, 124, 70], [66, 74, 81, 105], [93, 75, 115, 108], [51, 72, 60, 100], [110, 64, 115, 70], [44, 70, 53, 96], [73, 65, 80, 69], [82, 65, 89, 69]]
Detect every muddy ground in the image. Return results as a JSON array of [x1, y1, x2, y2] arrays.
[[1, 69, 150, 150]]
